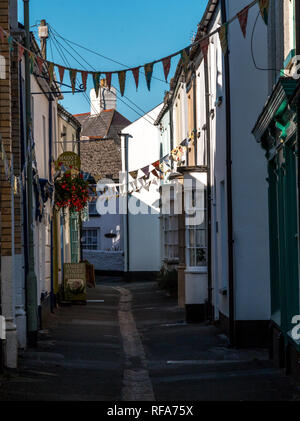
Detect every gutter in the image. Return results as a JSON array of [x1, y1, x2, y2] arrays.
[[202, 38, 213, 322], [221, 0, 235, 346], [48, 95, 54, 313]]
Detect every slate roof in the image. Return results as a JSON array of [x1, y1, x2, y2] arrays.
[[74, 109, 131, 139]]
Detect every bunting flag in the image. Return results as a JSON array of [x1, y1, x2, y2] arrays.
[[48, 62, 54, 86], [141, 165, 150, 176], [144, 63, 154, 91], [69, 69, 77, 94], [200, 38, 209, 58], [129, 170, 138, 180], [237, 5, 250, 38], [36, 56, 44, 74], [219, 23, 228, 54], [18, 44, 24, 62], [162, 56, 171, 82], [7, 35, 13, 52], [81, 71, 88, 91], [118, 70, 126, 96], [181, 47, 190, 72], [259, 0, 270, 25], [29, 51, 35, 74], [0, 27, 4, 43], [132, 67, 140, 91], [106, 72, 112, 90], [93, 72, 101, 97], [152, 160, 160, 169], [58, 65, 65, 85]]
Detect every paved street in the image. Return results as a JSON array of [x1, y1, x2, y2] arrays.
[[0, 278, 300, 401]]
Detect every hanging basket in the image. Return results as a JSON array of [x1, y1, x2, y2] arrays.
[[55, 170, 90, 213]]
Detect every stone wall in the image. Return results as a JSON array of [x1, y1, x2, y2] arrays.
[[83, 250, 124, 272]]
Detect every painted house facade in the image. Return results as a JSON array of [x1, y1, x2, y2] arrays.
[[253, 0, 300, 376], [157, 0, 271, 346]]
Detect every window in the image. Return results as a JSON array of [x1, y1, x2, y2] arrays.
[[163, 214, 179, 261], [186, 182, 207, 268], [72, 133, 75, 152], [82, 229, 99, 250]]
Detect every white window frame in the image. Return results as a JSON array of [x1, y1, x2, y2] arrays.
[[82, 228, 100, 250], [163, 214, 179, 262], [185, 185, 207, 269]]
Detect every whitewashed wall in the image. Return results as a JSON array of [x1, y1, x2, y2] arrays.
[[122, 104, 163, 272], [31, 76, 57, 305], [226, 0, 270, 321]]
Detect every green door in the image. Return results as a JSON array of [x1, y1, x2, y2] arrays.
[[70, 212, 80, 263], [268, 138, 299, 337]]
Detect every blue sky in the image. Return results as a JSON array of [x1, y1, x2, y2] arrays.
[[18, 0, 208, 122]]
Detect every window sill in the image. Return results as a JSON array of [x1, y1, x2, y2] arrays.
[[185, 266, 207, 274]]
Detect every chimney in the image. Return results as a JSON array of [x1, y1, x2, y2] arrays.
[[90, 79, 117, 115], [38, 19, 49, 60]]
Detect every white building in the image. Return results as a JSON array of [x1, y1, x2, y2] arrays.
[[121, 104, 163, 278]]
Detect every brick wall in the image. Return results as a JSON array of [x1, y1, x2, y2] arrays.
[[0, 0, 12, 257], [11, 31, 22, 255]]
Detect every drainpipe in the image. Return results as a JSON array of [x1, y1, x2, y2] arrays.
[[120, 133, 132, 280], [202, 43, 213, 322], [48, 97, 54, 312], [77, 126, 83, 262], [192, 70, 198, 166], [221, 0, 235, 346], [24, 0, 38, 347]]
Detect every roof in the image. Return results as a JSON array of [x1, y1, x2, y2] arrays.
[[73, 109, 131, 139], [58, 103, 81, 129]]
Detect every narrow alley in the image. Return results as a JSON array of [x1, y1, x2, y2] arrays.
[[1, 278, 299, 402]]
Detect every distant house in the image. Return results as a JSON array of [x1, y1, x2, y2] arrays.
[[74, 83, 131, 272]]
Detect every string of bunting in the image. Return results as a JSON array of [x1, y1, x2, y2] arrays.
[[0, 0, 268, 97], [96, 137, 192, 202]]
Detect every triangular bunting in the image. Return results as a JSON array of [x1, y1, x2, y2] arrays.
[[129, 170, 138, 180], [18, 45, 24, 62], [141, 165, 150, 176], [237, 5, 250, 38], [132, 67, 140, 91], [69, 69, 77, 94], [106, 72, 112, 91], [219, 23, 228, 54], [81, 71, 88, 92], [200, 38, 209, 58], [93, 72, 101, 97], [181, 47, 190, 72], [162, 56, 171, 82], [36, 56, 44, 74], [48, 62, 54, 85], [259, 0, 270, 25], [118, 70, 126, 96], [57, 65, 65, 84], [144, 62, 154, 91], [7, 35, 13, 52]]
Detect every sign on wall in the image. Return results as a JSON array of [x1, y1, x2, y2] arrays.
[[63, 263, 86, 302], [56, 152, 81, 171]]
